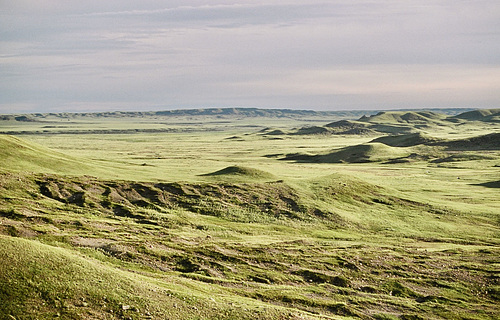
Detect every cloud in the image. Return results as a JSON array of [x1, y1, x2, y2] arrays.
[[1, 0, 499, 113]]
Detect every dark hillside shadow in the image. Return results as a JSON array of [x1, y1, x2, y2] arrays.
[[473, 180, 500, 188]]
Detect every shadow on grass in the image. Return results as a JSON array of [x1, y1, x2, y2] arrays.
[[473, 180, 500, 188]]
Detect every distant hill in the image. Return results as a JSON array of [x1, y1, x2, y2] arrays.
[[286, 108, 499, 136], [283, 143, 409, 163], [358, 111, 447, 125], [436, 132, 500, 150], [451, 109, 500, 122], [1, 108, 377, 121], [282, 131, 500, 164], [325, 120, 368, 130], [371, 133, 442, 147], [200, 165, 276, 182], [1, 107, 474, 122]]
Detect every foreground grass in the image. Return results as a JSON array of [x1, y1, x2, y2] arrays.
[[1, 170, 498, 319]]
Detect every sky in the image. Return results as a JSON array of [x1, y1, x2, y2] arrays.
[[1, 0, 499, 113]]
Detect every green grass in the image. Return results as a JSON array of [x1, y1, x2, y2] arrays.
[[200, 165, 276, 183], [1, 109, 499, 319]]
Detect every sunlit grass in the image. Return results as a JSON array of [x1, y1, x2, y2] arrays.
[[1, 110, 499, 319]]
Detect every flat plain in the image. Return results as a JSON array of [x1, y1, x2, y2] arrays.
[[0, 108, 499, 319]]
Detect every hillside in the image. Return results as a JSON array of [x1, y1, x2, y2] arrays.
[[371, 133, 442, 147], [436, 132, 500, 150], [282, 131, 500, 164], [451, 108, 500, 122], [1, 170, 499, 319], [283, 143, 410, 163], [0, 135, 97, 174], [358, 111, 447, 125]]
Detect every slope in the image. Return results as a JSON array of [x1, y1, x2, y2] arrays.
[[0, 135, 96, 175], [200, 165, 276, 183], [359, 111, 447, 125], [283, 143, 410, 163], [371, 133, 442, 147], [437, 132, 500, 150], [451, 108, 500, 122], [1, 171, 498, 319], [0, 235, 292, 320]]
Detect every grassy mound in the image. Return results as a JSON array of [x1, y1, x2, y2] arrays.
[[0, 135, 94, 174], [261, 129, 286, 135], [291, 121, 376, 135], [325, 120, 367, 129], [200, 166, 275, 181], [292, 126, 331, 135], [371, 133, 442, 147], [321, 143, 409, 163], [323, 120, 375, 135], [286, 143, 410, 163]]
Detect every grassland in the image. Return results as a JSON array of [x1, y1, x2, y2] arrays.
[[0, 108, 499, 319]]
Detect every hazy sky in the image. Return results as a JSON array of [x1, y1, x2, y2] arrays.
[[1, 0, 499, 113]]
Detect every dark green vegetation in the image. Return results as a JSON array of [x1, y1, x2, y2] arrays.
[[0, 108, 499, 319]]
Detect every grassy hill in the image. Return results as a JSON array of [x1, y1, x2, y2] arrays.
[[286, 108, 500, 137], [451, 108, 500, 122], [282, 131, 500, 164], [1, 169, 499, 319], [1, 109, 499, 320], [370, 133, 442, 147], [200, 165, 276, 183], [437, 132, 500, 150], [358, 111, 447, 125], [283, 143, 411, 163], [0, 235, 292, 320], [0, 135, 96, 174], [315, 143, 410, 163]]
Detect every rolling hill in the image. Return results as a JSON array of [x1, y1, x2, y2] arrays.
[[451, 108, 500, 122], [370, 133, 442, 147], [0, 135, 96, 174], [359, 111, 447, 124], [283, 143, 410, 163]]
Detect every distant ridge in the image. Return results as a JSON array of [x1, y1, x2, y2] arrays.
[[358, 111, 446, 124], [1, 108, 372, 120], [1, 107, 474, 121]]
